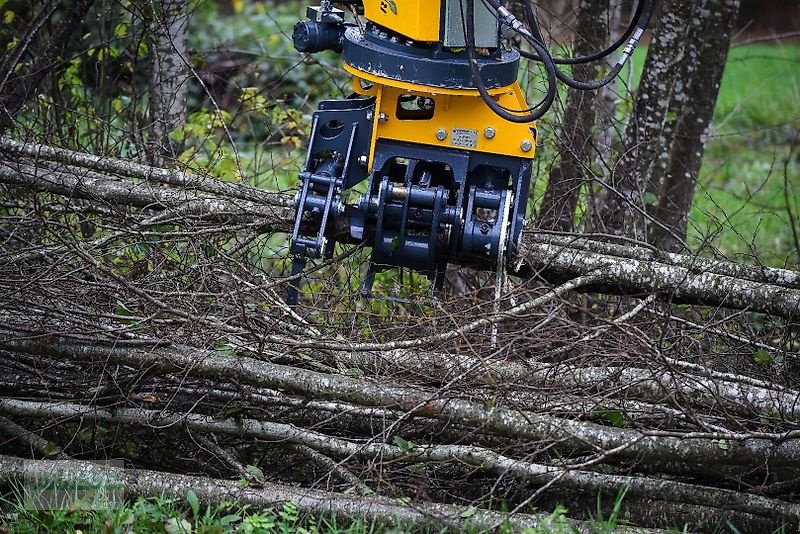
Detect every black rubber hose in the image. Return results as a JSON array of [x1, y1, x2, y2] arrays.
[[490, 0, 656, 91], [466, 0, 557, 122], [520, 0, 646, 65]]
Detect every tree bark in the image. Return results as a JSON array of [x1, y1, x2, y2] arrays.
[[1, 399, 797, 529], [2, 337, 799, 470], [2, 138, 799, 318], [537, 0, 607, 231], [597, 0, 695, 240], [147, 0, 189, 166], [0, 454, 588, 532], [650, 0, 742, 252]]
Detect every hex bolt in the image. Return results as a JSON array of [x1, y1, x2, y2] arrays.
[[366, 110, 374, 121], [378, 112, 389, 123], [436, 128, 448, 141], [358, 155, 368, 167], [484, 127, 496, 139], [520, 139, 533, 152], [480, 223, 490, 234]]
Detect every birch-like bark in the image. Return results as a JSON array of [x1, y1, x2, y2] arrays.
[[537, 0, 607, 231], [3, 139, 800, 317], [1, 399, 796, 529], [2, 337, 799, 470], [597, 0, 694, 240], [147, 0, 189, 166], [0, 454, 584, 532], [650, 0, 742, 252]]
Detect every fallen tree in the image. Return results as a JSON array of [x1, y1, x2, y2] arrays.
[[0, 455, 590, 532], [2, 137, 800, 318], [1, 137, 799, 531]]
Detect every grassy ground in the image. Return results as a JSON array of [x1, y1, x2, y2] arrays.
[[0, 492, 591, 534], [691, 43, 800, 267]]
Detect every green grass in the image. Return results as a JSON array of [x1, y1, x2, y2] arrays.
[[0, 494, 387, 534], [0, 488, 622, 534], [537, 43, 800, 266], [691, 43, 800, 265]]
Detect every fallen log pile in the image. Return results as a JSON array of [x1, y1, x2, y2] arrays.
[[1, 138, 799, 531]]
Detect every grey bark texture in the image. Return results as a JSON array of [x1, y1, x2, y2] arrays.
[[2, 137, 799, 318], [597, 0, 695, 241], [147, 0, 190, 166], [537, 0, 607, 231], [650, 0, 742, 251], [2, 337, 799, 471], [1, 398, 796, 530], [0, 454, 591, 532]]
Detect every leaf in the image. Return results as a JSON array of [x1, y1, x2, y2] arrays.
[[231, 0, 245, 14], [186, 489, 199, 518], [115, 301, 133, 317], [43, 441, 61, 457], [114, 22, 127, 38], [220, 514, 241, 527], [643, 191, 659, 206], [245, 464, 264, 479], [236, 478, 249, 488], [392, 436, 416, 452], [164, 517, 192, 534], [754, 349, 773, 367], [602, 410, 625, 428], [716, 439, 729, 450], [3, 10, 14, 24], [460, 506, 477, 519]]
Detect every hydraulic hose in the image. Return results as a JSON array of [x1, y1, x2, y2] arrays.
[[466, 0, 557, 122], [520, 0, 646, 65], [490, 0, 656, 91]]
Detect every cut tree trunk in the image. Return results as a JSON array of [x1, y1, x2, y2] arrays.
[[0, 455, 589, 532], [2, 138, 799, 318]]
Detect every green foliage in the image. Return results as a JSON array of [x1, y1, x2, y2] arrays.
[[1, 493, 376, 533]]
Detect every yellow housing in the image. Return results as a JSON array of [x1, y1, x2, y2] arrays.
[[362, 0, 442, 42], [344, 64, 537, 171]]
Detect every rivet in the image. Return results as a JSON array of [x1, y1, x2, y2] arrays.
[[436, 128, 447, 141], [520, 139, 533, 152], [484, 127, 496, 139]]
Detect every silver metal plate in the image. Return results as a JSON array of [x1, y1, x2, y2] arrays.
[[443, 0, 500, 48], [451, 128, 478, 148]]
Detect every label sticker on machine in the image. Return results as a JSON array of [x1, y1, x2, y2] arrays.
[[451, 128, 478, 148]]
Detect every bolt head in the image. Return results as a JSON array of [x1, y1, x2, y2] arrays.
[[520, 139, 533, 152], [378, 112, 389, 123], [436, 128, 448, 141], [358, 155, 368, 167], [484, 127, 496, 139]]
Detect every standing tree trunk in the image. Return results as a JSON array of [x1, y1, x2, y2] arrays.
[[147, 0, 189, 166], [596, 0, 694, 241], [650, 0, 741, 252], [537, 0, 608, 232]]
